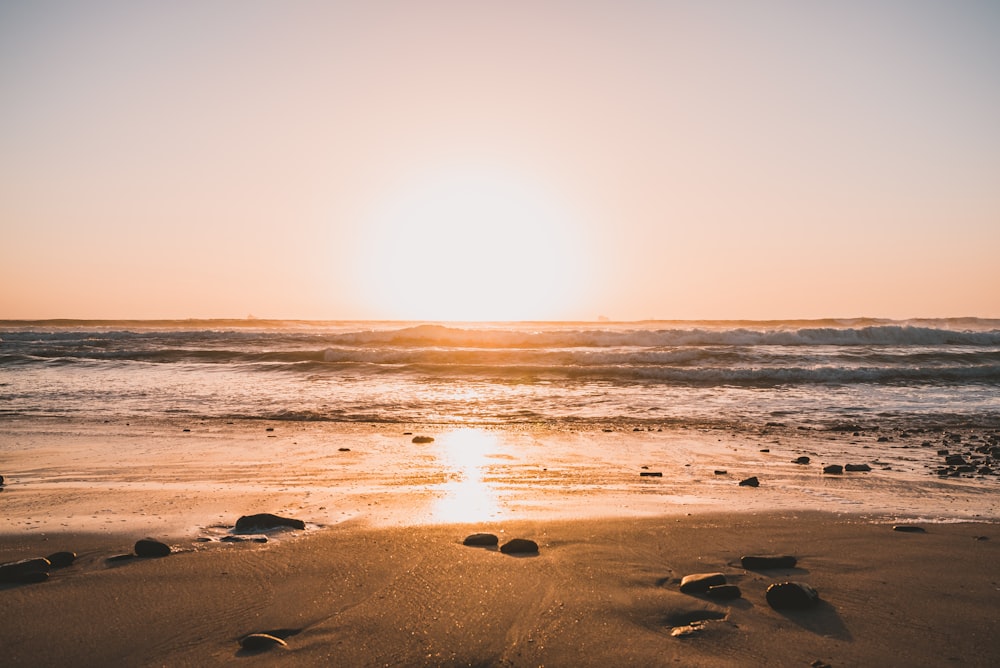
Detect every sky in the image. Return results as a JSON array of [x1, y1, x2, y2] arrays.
[[2, 0, 998, 321]]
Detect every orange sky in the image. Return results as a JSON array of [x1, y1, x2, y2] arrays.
[[2, 1, 998, 321]]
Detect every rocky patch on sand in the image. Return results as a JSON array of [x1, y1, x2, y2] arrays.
[[930, 431, 1000, 478]]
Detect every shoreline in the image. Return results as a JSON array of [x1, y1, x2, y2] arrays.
[[2, 416, 997, 539]]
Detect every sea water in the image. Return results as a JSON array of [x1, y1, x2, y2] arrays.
[[2, 319, 999, 430]]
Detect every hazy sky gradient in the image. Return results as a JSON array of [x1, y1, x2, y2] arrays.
[[2, 1, 998, 320]]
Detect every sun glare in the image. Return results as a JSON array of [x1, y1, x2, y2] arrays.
[[432, 428, 501, 523], [352, 165, 587, 321]]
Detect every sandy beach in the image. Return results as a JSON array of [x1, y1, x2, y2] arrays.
[[2, 419, 999, 666]]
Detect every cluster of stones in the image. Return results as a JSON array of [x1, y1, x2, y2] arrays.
[[931, 432, 1000, 478], [822, 463, 872, 474], [0, 551, 76, 584], [674, 554, 818, 633], [462, 532, 539, 555]]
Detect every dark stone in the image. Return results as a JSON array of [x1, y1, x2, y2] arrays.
[[877, 436, 890, 442], [46, 551, 76, 568], [893, 525, 926, 533], [739, 476, 760, 487], [714, 470, 727, 475], [265, 427, 274, 432], [823, 464, 843, 474], [235, 513, 305, 531], [765, 582, 819, 609], [463, 533, 499, 547], [945, 454, 968, 466], [792, 456, 811, 465], [221, 535, 250, 543], [338, 447, 351, 452], [411, 435, 435, 444], [0, 557, 51, 583], [240, 633, 287, 651], [253, 537, 268, 543], [135, 538, 171, 558], [500, 538, 539, 555], [741, 555, 797, 570], [705, 584, 742, 600], [639, 471, 663, 477], [679, 572, 726, 593], [845, 463, 872, 472], [0, 474, 4, 485], [759, 449, 770, 453]]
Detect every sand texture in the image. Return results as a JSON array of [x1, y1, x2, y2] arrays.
[[1, 514, 998, 667], [2, 419, 999, 666]]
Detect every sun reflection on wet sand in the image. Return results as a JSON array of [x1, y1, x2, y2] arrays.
[[431, 428, 502, 523]]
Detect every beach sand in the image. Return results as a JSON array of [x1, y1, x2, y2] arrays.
[[2, 419, 999, 666]]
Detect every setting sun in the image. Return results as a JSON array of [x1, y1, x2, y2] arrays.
[[350, 164, 589, 321]]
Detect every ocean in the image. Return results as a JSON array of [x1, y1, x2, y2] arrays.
[[2, 318, 999, 430]]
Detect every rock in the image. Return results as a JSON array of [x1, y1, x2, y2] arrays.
[[338, 447, 350, 452], [221, 535, 251, 543], [679, 572, 726, 593], [265, 427, 274, 432], [235, 513, 305, 531], [893, 525, 926, 533], [845, 463, 872, 472], [500, 538, 539, 555], [741, 555, 797, 570], [705, 584, 742, 600], [639, 471, 663, 477], [714, 470, 727, 475], [877, 436, 890, 442], [0, 557, 51, 583], [765, 582, 819, 609], [46, 551, 76, 568], [945, 455, 968, 466], [792, 456, 811, 465], [0, 474, 4, 485], [463, 533, 499, 547], [739, 476, 760, 487], [759, 448, 770, 453], [239, 633, 287, 651], [411, 436, 434, 444], [823, 464, 843, 474], [135, 538, 171, 558]]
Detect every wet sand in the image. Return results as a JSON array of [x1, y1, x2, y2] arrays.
[[2, 418, 999, 666]]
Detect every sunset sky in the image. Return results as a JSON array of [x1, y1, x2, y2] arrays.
[[2, 1, 998, 321]]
